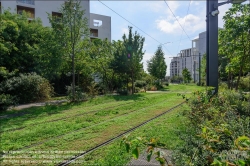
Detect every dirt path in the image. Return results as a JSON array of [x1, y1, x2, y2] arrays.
[[0, 100, 67, 119]]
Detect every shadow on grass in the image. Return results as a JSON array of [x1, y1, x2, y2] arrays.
[[0, 94, 147, 132], [109, 93, 146, 101]]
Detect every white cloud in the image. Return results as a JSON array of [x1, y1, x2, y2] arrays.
[[156, 14, 205, 34], [121, 27, 129, 36], [142, 52, 153, 72], [145, 1, 180, 15]]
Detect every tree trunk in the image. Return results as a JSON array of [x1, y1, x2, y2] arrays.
[[72, 53, 75, 101], [131, 71, 134, 94]]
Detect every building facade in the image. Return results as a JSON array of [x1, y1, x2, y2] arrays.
[[0, 0, 111, 41], [170, 31, 206, 83]]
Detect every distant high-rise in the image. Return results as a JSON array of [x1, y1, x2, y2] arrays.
[[170, 31, 206, 83]]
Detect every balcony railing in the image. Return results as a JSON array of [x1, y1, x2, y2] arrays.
[[17, 0, 35, 5]]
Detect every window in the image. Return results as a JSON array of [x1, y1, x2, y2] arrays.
[[90, 29, 98, 37], [17, 0, 35, 5], [17, 5, 35, 19], [52, 12, 62, 22]]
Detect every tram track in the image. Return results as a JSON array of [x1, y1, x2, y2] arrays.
[[3, 97, 173, 152], [57, 101, 186, 166]]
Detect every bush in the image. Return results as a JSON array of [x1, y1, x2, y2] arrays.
[[0, 73, 53, 104], [66, 85, 87, 102], [0, 94, 16, 111], [135, 80, 147, 88], [239, 76, 250, 91], [174, 90, 250, 165]]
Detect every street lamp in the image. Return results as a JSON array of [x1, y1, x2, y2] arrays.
[[206, 0, 246, 94]]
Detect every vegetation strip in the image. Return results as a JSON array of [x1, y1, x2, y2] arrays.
[[0, 93, 162, 132], [0, 101, 135, 133], [58, 101, 186, 166], [4, 97, 170, 152]]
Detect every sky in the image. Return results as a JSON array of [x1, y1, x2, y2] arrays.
[[90, 0, 234, 76]]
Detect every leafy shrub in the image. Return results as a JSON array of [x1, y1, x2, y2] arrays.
[[66, 85, 87, 102], [174, 90, 250, 165], [134, 87, 140, 93], [135, 80, 147, 88], [0, 73, 53, 104], [239, 76, 250, 91], [146, 85, 157, 91], [0, 94, 16, 111], [87, 82, 99, 98]]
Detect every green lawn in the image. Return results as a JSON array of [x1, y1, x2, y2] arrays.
[[0, 84, 205, 165]]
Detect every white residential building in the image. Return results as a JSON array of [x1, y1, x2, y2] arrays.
[[170, 31, 207, 82], [0, 0, 111, 41]]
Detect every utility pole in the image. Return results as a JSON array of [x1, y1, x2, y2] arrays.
[[206, 0, 246, 94], [206, 0, 218, 94], [199, 53, 201, 86], [194, 61, 196, 83]]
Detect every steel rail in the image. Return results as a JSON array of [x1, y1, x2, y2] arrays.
[[58, 101, 186, 166]]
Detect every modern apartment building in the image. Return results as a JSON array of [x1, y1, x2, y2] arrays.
[[170, 48, 193, 79], [170, 31, 206, 82], [0, 0, 111, 41]]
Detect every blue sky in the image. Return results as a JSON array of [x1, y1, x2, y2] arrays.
[[90, 0, 233, 75]]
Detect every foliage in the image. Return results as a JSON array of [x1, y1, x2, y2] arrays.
[[0, 73, 53, 104], [49, 0, 90, 101], [170, 75, 183, 83], [174, 90, 250, 165], [87, 82, 99, 98], [112, 27, 145, 94], [147, 46, 167, 81], [0, 94, 16, 111], [121, 135, 166, 166], [0, 10, 62, 77], [182, 68, 192, 83], [88, 39, 119, 93], [135, 80, 147, 88], [219, 4, 250, 90], [0, 67, 18, 82], [239, 76, 250, 91], [66, 85, 87, 102]]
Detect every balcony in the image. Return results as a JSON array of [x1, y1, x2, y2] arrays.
[[17, 5, 35, 19], [17, 0, 35, 5]]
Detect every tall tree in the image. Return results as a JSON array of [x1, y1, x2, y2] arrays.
[[89, 39, 118, 93], [147, 46, 167, 83], [49, 0, 90, 100], [112, 27, 145, 94], [182, 68, 191, 83], [219, 4, 250, 90]]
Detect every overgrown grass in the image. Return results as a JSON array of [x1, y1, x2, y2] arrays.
[[72, 104, 190, 166], [0, 85, 205, 165], [162, 83, 206, 92]]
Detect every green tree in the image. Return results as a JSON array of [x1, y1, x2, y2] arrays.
[[49, 0, 90, 101], [182, 68, 191, 83], [112, 27, 145, 94], [89, 39, 119, 93], [219, 4, 250, 90], [147, 46, 167, 83], [0, 10, 47, 74]]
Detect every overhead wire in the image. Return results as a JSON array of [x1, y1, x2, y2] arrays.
[[98, 0, 173, 56], [164, 0, 191, 41], [177, 0, 192, 52]]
